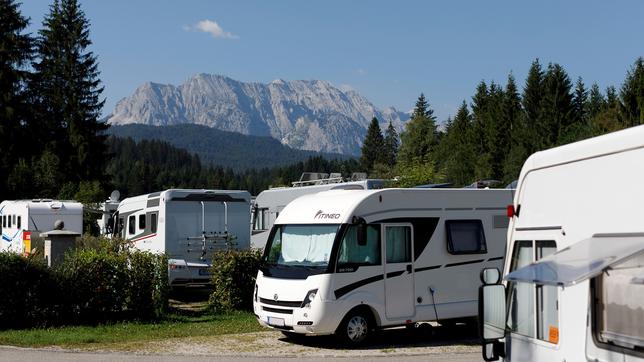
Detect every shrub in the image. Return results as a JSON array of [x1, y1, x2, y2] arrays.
[[0, 253, 54, 329], [208, 249, 262, 313], [126, 251, 168, 319]]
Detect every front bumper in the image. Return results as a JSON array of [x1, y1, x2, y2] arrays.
[[253, 298, 340, 335]]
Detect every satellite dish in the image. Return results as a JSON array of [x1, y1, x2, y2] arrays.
[[109, 190, 121, 202]]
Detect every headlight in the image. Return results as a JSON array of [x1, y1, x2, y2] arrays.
[[301, 289, 318, 308]]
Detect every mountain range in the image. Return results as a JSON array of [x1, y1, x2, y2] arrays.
[[106, 74, 409, 155]]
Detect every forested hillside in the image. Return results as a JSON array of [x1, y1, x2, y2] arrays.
[[107, 137, 361, 197], [108, 124, 349, 171]]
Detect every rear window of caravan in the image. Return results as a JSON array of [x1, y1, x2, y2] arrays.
[[128, 215, 135, 235]]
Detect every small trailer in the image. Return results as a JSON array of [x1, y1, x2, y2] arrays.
[[253, 187, 513, 344], [0, 199, 83, 254], [112, 189, 251, 286], [479, 124, 644, 361]]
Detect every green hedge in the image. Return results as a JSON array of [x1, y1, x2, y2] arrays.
[[208, 249, 262, 313], [0, 237, 168, 329]]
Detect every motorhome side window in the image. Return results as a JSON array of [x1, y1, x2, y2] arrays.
[[593, 252, 644, 353], [139, 214, 145, 230], [507, 240, 559, 343], [445, 220, 487, 254], [337, 225, 381, 270], [128, 215, 135, 235], [150, 213, 157, 233], [386, 226, 412, 263]]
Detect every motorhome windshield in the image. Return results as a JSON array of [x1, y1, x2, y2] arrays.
[[264, 224, 339, 268]]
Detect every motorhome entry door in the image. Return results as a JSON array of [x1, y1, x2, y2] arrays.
[[383, 224, 415, 320]]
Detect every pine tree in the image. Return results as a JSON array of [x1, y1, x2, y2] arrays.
[[0, 0, 33, 199], [522, 59, 544, 154], [32, 0, 109, 198], [619, 57, 644, 127], [398, 93, 438, 165], [470, 81, 492, 179], [443, 101, 475, 186], [383, 121, 399, 167], [572, 77, 588, 124], [359, 117, 385, 172], [502, 73, 525, 183], [540, 63, 574, 146], [587, 83, 605, 119]]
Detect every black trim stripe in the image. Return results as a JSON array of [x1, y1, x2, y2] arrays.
[[262, 306, 293, 314], [259, 298, 302, 308], [334, 275, 384, 299], [487, 256, 504, 262], [445, 259, 485, 268], [415, 265, 441, 273]]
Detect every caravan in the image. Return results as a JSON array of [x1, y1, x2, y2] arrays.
[[0, 199, 83, 254], [253, 188, 513, 344], [251, 174, 384, 249], [479, 125, 644, 361], [112, 189, 251, 286]]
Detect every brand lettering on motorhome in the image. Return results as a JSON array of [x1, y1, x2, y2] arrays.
[[314, 210, 340, 220]]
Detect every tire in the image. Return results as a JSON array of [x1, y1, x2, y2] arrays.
[[337, 309, 371, 345]]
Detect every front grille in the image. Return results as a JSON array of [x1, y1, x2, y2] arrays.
[[260, 297, 302, 308], [263, 306, 293, 314]]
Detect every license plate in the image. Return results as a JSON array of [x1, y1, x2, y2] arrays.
[[198, 268, 210, 276], [267, 316, 285, 327]]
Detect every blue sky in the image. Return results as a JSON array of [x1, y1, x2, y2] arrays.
[[20, 0, 644, 120]]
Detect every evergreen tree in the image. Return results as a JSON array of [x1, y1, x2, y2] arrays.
[[522, 59, 544, 154], [572, 77, 588, 124], [443, 101, 476, 186], [383, 121, 399, 167], [619, 57, 644, 127], [398, 93, 438, 165], [502, 73, 525, 183], [540, 63, 574, 146], [470, 81, 492, 179], [587, 83, 605, 119], [606, 86, 619, 109], [32, 0, 109, 199], [359, 117, 385, 172], [0, 0, 33, 199]]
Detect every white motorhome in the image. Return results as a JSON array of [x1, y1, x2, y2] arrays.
[[0, 199, 83, 254], [112, 189, 251, 286], [253, 188, 513, 344], [479, 125, 644, 361], [251, 177, 384, 249]]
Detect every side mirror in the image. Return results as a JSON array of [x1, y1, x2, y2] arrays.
[[479, 268, 506, 361]]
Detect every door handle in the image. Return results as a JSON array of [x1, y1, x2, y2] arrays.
[[406, 264, 412, 273]]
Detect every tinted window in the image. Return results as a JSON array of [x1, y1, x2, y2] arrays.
[[337, 225, 381, 269], [446, 220, 487, 254], [128, 215, 135, 235], [150, 213, 157, 233], [139, 214, 145, 230], [386, 225, 412, 263]]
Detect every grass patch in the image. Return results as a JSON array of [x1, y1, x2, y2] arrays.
[[0, 311, 266, 348]]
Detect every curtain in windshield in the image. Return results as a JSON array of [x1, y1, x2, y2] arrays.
[[267, 225, 338, 266]]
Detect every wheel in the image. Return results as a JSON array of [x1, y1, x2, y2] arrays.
[[337, 310, 371, 345]]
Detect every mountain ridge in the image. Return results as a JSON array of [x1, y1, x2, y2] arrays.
[[106, 74, 409, 155]]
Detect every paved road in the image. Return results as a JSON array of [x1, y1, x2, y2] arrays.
[[0, 347, 480, 362]]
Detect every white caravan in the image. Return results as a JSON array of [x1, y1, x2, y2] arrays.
[[112, 189, 251, 286], [251, 178, 384, 249], [0, 199, 83, 254], [479, 125, 644, 361], [253, 188, 513, 344]]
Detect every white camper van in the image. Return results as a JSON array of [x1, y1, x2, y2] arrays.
[[0, 199, 83, 254], [112, 189, 251, 286], [253, 188, 513, 344], [479, 125, 644, 361], [252, 176, 384, 249]]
